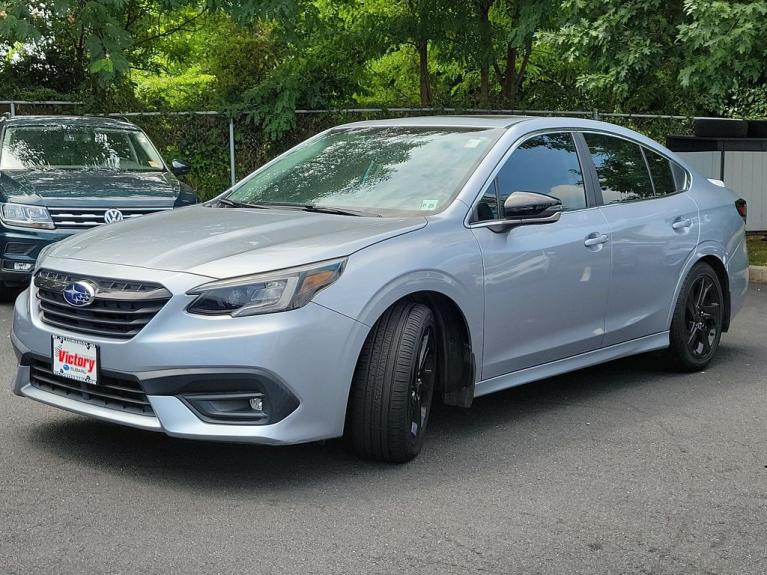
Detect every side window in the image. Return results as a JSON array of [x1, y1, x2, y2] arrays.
[[583, 133, 654, 204], [671, 161, 689, 192], [644, 148, 687, 196], [475, 181, 499, 221], [495, 133, 587, 211]]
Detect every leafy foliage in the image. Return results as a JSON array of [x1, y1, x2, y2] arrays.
[[4, 0, 766, 117], [2, 0, 767, 197], [679, 1, 767, 105], [555, 0, 687, 112]]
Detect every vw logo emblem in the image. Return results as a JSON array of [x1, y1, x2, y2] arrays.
[[62, 281, 96, 307], [104, 209, 124, 224]]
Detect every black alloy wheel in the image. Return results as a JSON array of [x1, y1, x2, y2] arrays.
[[408, 327, 436, 445], [667, 262, 724, 371], [684, 274, 721, 359]]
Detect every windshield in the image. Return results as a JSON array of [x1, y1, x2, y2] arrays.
[[0, 126, 166, 172], [225, 126, 503, 216]]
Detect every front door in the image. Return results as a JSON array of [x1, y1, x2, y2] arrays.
[[471, 132, 612, 380]]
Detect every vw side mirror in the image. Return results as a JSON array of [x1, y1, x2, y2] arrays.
[[171, 159, 191, 177]]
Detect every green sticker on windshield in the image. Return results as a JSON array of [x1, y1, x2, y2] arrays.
[[420, 199, 439, 211]]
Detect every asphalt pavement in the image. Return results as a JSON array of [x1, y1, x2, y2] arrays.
[[1, 286, 766, 574]]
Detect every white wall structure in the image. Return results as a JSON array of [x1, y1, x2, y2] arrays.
[[678, 151, 721, 181], [678, 151, 765, 231]]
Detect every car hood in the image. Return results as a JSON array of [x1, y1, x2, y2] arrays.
[[44, 205, 428, 278], [0, 169, 179, 207]]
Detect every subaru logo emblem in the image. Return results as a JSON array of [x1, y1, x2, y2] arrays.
[[104, 209, 124, 224], [62, 281, 96, 307]]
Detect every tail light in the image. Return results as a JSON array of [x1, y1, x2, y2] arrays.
[[735, 198, 747, 222]]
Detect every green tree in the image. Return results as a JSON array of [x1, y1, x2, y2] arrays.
[[0, 1, 214, 104], [358, 0, 463, 107], [555, 0, 687, 112], [490, 0, 556, 105], [679, 0, 767, 110], [445, 0, 557, 108]]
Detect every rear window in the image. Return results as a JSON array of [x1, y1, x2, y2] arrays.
[[644, 148, 688, 196], [583, 133, 654, 204]]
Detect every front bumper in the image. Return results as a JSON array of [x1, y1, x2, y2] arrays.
[[0, 227, 75, 285], [11, 267, 369, 445]]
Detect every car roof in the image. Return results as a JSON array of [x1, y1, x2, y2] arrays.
[[0, 115, 140, 130], [337, 115, 532, 130], [338, 114, 677, 153]]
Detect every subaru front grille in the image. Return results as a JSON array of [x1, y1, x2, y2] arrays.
[[34, 269, 171, 339]]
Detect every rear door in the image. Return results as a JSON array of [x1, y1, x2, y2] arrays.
[[582, 132, 698, 346]]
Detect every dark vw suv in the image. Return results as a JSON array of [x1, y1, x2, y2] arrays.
[[0, 115, 197, 296]]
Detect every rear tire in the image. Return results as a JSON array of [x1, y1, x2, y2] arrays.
[[666, 262, 724, 372], [348, 301, 437, 463]]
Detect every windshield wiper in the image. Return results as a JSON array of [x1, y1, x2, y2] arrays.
[[217, 199, 379, 217], [302, 204, 381, 217], [216, 197, 268, 209]]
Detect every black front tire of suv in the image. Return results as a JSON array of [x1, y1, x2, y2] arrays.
[[348, 301, 437, 463]]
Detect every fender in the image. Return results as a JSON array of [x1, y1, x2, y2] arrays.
[[666, 240, 728, 329], [314, 220, 486, 374], [331, 268, 482, 361]]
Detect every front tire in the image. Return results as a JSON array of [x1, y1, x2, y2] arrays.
[[348, 301, 437, 463], [666, 262, 724, 371]]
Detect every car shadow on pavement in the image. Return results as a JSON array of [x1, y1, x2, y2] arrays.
[[22, 344, 750, 491]]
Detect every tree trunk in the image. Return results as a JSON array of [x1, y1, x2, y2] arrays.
[[477, 0, 493, 107], [480, 65, 489, 106], [502, 45, 516, 102], [418, 39, 432, 107], [513, 44, 532, 102]]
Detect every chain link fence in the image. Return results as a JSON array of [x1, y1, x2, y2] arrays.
[[2, 101, 695, 200]]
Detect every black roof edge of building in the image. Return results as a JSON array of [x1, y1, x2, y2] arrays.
[[666, 135, 767, 153]]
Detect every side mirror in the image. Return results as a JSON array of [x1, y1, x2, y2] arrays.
[[171, 159, 191, 177], [503, 191, 562, 220], [474, 191, 562, 231]]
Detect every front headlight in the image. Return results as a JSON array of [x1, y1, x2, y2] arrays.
[[186, 258, 347, 317], [0, 203, 54, 229]]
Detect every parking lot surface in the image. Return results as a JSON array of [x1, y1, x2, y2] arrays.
[[1, 286, 766, 574]]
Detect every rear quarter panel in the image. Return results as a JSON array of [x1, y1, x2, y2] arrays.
[[671, 168, 748, 327]]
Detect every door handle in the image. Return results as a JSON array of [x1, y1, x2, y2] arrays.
[[584, 233, 609, 247], [672, 218, 692, 230]]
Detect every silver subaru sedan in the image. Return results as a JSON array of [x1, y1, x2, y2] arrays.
[[10, 116, 749, 462]]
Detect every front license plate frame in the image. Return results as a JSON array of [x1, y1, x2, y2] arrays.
[[51, 334, 100, 385]]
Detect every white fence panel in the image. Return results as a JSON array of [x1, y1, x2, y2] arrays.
[[678, 151, 721, 180], [723, 152, 767, 232], [678, 151, 766, 231]]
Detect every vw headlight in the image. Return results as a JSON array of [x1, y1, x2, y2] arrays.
[[0, 203, 54, 229], [187, 258, 347, 317]]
